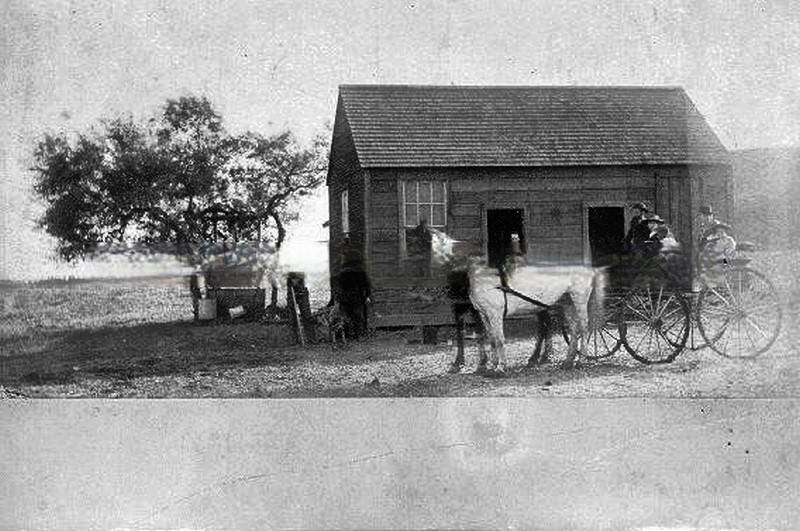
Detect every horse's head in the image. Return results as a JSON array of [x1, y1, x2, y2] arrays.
[[428, 227, 458, 266], [426, 226, 487, 271]]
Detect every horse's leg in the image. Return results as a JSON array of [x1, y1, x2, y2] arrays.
[[541, 311, 554, 364], [527, 313, 545, 367], [473, 307, 493, 375], [485, 310, 507, 376], [473, 307, 489, 372], [495, 328, 507, 375], [561, 311, 578, 369], [474, 305, 505, 376], [563, 293, 589, 369], [448, 306, 466, 373], [528, 336, 544, 367], [530, 311, 554, 366], [574, 291, 591, 367]]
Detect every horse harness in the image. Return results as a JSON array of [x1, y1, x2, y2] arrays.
[[498, 268, 551, 318]]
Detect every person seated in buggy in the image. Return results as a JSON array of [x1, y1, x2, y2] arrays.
[[698, 222, 737, 268], [631, 214, 681, 258], [623, 201, 652, 253]]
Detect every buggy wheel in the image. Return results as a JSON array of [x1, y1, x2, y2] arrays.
[[584, 294, 624, 360], [620, 283, 691, 364], [697, 267, 782, 358]]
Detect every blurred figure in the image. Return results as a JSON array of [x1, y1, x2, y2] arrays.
[[701, 222, 737, 265], [697, 222, 737, 287], [189, 272, 206, 321], [694, 204, 718, 248], [623, 202, 651, 253], [337, 240, 371, 340], [406, 219, 433, 277], [651, 223, 681, 253], [631, 213, 667, 257]]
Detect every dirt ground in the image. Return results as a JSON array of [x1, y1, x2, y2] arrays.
[[1, 251, 798, 398]]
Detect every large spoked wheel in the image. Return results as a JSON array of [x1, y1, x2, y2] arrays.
[[697, 266, 782, 358], [619, 271, 691, 364], [584, 293, 624, 360]]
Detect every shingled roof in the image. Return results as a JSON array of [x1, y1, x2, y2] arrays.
[[337, 85, 729, 167]]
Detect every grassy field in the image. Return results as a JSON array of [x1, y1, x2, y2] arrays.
[[1, 252, 798, 398]]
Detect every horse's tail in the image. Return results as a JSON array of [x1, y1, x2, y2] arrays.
[[589, 267, 608, 327]]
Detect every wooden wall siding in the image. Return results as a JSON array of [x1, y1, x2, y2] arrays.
[[369, 287, 454, 327], [364, 165, 729, 277], [529, 202, 583, 226], [327, 101, 367, 290], [366, 165, 690, 279], [360, 163, 731, 326]]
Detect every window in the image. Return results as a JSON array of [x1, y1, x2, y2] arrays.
[[340, 189, 349, 233], [402, 181, 447, 227]]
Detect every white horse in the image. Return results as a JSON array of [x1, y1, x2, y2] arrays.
[[470, 260, 607, 375], [430, 227, 606, 376]]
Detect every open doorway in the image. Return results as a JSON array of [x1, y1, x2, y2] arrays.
[[487, 209, 525, 268], [587, 206, 625, 265]]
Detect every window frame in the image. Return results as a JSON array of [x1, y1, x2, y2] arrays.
[[340, 189, 349, 234], [398, 180, 447, 262], [401, 180, 447, 228]]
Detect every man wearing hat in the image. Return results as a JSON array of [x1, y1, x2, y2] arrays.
[[623, 201, 652, 253]]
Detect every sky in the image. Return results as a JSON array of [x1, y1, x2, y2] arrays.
[[2, 0, 800, 280]]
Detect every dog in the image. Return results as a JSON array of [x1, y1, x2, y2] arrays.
[[316, 302, 348, 348]]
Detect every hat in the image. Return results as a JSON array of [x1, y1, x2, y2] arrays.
[[700, 205, 714, 215], [631, 201, 649, 212]]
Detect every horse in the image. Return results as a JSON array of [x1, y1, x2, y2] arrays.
[[428, 227, 563, 374]]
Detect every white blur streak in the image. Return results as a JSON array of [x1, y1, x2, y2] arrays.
[[111, 528, 211, 531], [637, 527, 758, 531]]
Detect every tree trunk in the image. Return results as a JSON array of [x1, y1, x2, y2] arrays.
[[268, 214, 287, 309]]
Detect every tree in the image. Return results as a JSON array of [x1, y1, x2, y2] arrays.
[[31, 95, 327, 304]]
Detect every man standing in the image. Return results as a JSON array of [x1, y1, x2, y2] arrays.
[[337, 243, 372, 340]]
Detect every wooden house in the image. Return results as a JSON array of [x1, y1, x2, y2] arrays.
[[327, 85, 732, 327]]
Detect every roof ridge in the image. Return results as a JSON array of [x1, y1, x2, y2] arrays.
[[339, 84, 686, 91]]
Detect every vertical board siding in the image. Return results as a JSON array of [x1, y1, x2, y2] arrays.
[[327, 100, 367, 296]]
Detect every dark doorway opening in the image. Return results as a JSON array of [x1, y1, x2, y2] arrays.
[[487, 209, 525, 268], [587, 206, 625, 265]]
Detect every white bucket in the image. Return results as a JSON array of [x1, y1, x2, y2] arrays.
[[198, 298, 217, 321]]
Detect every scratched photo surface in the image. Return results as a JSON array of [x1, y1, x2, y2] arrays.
[[1, 1, 799, 528], [2, 0, 798, 400]]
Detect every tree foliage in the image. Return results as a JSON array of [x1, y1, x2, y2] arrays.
[[31, 96, 328, 267]]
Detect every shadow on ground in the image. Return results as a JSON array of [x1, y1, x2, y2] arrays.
[[0, 320, 443, 387], [0, 320, 305, 385]]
